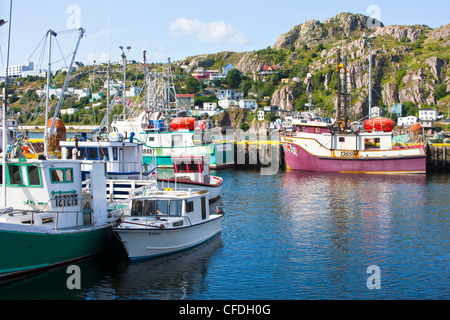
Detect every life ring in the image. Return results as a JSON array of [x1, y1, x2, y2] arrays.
[[315, 128, 320, 133], [159, 224, 165, 229]]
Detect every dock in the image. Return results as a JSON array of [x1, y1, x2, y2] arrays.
[[427, 144, 450, 172]]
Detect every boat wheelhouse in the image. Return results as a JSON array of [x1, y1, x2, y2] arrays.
[[0, 159, 121, 279], [158, 155, 223, 202], [59, 132, 155, 181], [113, 186, 224, 261]]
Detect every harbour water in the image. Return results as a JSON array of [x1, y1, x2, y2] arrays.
[[0, 169, 448, 300]]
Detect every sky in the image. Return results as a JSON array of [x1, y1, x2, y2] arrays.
[[0, 0, 449, 71]]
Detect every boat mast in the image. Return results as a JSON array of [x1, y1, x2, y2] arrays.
[[336, 47, 342, 130], [119, 45, 130, 120], [2, 0, 11, 206], [47, 28, 85, 153], [363, 34, 376, 119], [44, 29, 57, 158], [106, 0, 112, 130]]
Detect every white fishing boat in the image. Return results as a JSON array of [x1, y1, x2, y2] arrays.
[[158, 155, 223, 202], [113, 186, 224, 261], [59, 131, 156, 181]]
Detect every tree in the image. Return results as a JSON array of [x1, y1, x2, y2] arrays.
[[239, 122, 250, 131], [225, 69, 242, 89], [433, 83, 448, 100], [185, 76, 202, 93]]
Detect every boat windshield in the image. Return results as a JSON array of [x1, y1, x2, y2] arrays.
[[131, 199, 183, 217]]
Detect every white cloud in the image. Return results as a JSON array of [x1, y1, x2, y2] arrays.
[[169, 18, 248, 45], [87, 52, 109, 64]]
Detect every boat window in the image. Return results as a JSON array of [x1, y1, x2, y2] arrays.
[[169, 200, 183, 217], [131, 200, 143, 216], [157, 200, 169, 216], [143, 200, 156, 216], [50, 168, 74, 183], [8, 164, 22, 185], [78, 148, 86, 159], [186, 201, 194, 213], [201, 197, 206, 220], [27, 166, 41, 186], [188, 162, 199, 172], [112, 148, 118, 160], [177, 162, 187, 172], [0, 165, 2, 185], [87, 148, 98, 160]]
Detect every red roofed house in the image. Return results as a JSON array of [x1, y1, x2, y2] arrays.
[[259, 65, 278, 81], [177, 94, 195, 109]]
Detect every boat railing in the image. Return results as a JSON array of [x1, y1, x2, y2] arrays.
[[1, 193, 94, 230], [131, 187, 208, 198]]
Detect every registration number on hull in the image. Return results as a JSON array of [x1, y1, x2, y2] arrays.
[[54, 194, 78, 207]]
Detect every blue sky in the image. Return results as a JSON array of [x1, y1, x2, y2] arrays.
[[1, 0, 449, 70]]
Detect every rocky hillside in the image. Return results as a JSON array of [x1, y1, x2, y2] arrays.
[[173, 12, 450, 119]]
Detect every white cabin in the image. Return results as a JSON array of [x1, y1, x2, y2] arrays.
[[172, 156, 210, 184]]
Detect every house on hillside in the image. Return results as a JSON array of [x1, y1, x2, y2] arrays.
[[177, 94, 195, 109], [192, 67, 219, 81], [419, 108, 440, 121], [398, 116, 418, 127], [216, 89, 243, 100], [258, 65, 278, 81], [239, 99, 258, 110]]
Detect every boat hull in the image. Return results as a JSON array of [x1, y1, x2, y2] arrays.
[[114, 216, 223, 261], [142, 143, 234, 170], [282, 137, 426, 174], [0, 224, 114, 280]]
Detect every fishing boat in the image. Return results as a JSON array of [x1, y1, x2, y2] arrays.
[[110, 56, 234, 170], [281, 118, 426, 174], [281, 45, 426, 174], [113, 186, 224, 261], [157, 155, 223, 202], [59, 131, 156, 181], [0, 159, 121, 280]]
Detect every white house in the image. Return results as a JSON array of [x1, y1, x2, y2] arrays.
[[216, 89, 243, 100], [239, 99, 258, 110], [398, 116, 418, 127], [218, 99, 239, 109], [370, 106, 382, 118], [203, 102, 217, 111], [257, 110, 265, 121], [61, 108, 79, 115], [419, 108, 440, 121]]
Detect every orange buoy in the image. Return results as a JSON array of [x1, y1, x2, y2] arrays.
[[47, 117, 66, 151], [410, 123, 423, 135]]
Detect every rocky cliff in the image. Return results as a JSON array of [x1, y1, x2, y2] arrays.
[[174, 12, 450, 119]]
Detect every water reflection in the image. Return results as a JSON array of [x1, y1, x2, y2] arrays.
[[78, 234, 223, 300], [279, 171, 430, 298]]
